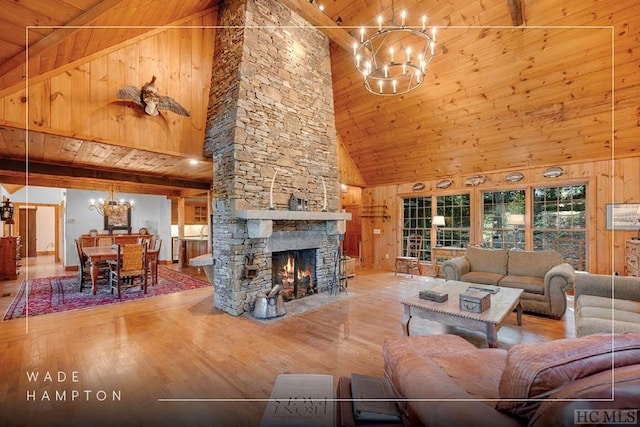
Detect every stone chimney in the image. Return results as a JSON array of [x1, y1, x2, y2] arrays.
[[204, 0, 346, 315]]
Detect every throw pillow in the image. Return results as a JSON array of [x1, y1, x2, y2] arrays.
[[496, 333, 640, 420]]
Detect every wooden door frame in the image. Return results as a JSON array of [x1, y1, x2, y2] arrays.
[[14, 202, 60, 262]]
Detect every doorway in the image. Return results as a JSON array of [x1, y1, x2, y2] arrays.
[[16, 204, 59, 260], [19, 207, 37, 258]]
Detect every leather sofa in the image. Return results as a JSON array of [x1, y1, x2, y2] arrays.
[[441, 246, 575, 318], [575, 273, 640, 336], [383, 333, 640, 427]]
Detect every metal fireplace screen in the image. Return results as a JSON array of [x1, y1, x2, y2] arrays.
[[272, 249, 316, 301]]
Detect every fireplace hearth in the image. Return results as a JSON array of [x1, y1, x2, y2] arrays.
[[272, 249, 317, 301]]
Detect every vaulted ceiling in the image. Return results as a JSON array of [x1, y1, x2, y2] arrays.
[[0, 0, 637, 195]]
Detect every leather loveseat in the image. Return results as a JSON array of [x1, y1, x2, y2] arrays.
[[383, 333, 640, 427], [575, 273, 640, 336], [441, 246, 575, 318]]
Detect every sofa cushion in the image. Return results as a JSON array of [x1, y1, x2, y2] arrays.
[[383, 335, 478, 397], [496, 333, 640, 420], [576, 295, 640, 335], [461, 271, 503, 286], [507, 250, 562, 278], [466, 247, 508, 275], [528, 364, 640, 427], [499, 275, 544, 294], [578, 295, 640, 323], [431, 349, 507, 402]]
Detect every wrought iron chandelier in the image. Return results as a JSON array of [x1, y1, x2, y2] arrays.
[[89, 183, 133, 217], [353, 1, 436, 96]]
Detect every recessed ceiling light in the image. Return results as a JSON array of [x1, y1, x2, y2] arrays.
[[189, 159, 198, 165]]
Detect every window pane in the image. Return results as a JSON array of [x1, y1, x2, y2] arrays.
[[482, 190, 526, 249], [401, 197, 432, 261], [533, 184, 587, 271], [435, 194, 470, 248]]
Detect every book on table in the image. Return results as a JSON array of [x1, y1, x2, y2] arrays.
[[260, 374, 335, 427], [350, 373, 402, 423]]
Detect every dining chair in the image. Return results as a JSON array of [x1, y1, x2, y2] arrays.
[[75, 238, 92, 291], [108, 243, 148, 298], [395, 234, 423, 277], [146, 238, 162, 285], [81, 236, 97, 247], [114, 235, 138, 245], [97, 236, 113, 247]]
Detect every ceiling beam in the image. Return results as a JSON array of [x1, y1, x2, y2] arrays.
[[506, 0, 524, 26], [0, 0, 128, 90], [278, 0, 359, 52], [1, 159, 211, 191]]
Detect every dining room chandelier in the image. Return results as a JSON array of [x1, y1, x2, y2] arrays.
[[89, 183, 133, 217], [353, 1, 436, 96]]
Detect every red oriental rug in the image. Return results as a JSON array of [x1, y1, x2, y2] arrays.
[[3, 266, 210, 321]]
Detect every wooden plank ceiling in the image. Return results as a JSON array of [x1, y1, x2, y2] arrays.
[[0, 0, 638, 194], [0, 0, 218, 197]]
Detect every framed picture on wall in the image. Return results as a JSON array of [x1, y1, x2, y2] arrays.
[[606, 203, 640, 230], [104, 207, 132, 233]]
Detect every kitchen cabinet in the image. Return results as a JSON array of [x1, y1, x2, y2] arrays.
[[185, 239, 209, 264], [171, 201, 209, 225]]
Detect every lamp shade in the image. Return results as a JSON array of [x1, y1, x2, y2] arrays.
[[508, 214, 525, 226], [432, 215, 446, 226]]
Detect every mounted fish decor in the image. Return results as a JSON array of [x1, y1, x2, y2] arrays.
[[116, 76, 190, 117]]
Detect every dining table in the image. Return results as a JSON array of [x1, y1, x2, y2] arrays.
[[82, 245, 159, 295]]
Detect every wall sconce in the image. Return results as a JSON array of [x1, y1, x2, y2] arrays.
[[432, 215, 445, 247], [0, 199, 15, 224], [508, 214, 525, 250]]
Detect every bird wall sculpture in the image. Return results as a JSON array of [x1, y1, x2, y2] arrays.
[[116, 76, 190, 117]]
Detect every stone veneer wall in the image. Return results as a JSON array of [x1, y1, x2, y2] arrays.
[[204, 0, 340, 315]]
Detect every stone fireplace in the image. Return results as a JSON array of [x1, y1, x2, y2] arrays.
[[203, 0, 349, 316]]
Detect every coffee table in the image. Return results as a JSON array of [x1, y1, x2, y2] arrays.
[[401, 281, 523, 348]]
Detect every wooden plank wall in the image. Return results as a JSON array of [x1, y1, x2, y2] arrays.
[[358, 157, 640, 275], [0, 13, 216, 158]]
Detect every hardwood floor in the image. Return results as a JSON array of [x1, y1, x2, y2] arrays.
[[0, 256, 575, 426]]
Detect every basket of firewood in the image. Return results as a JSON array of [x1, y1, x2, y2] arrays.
[[253, 285, 286, 319]]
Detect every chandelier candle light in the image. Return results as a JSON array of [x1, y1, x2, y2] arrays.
[[89, 184, 134, 217], [353, 2, 436, 96]]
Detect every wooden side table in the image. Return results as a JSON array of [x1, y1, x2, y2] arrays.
[[431, 246, 466, 277]]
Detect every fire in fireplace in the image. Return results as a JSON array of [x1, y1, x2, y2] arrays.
[[272, 249, 317, 301]]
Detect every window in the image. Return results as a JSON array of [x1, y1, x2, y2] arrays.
[[402, 197, 433, 261], [481, 185, 586, 269], [482, 190, 526, 249], [533, 185, 587, 271], [435, 194, 471, 247]]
